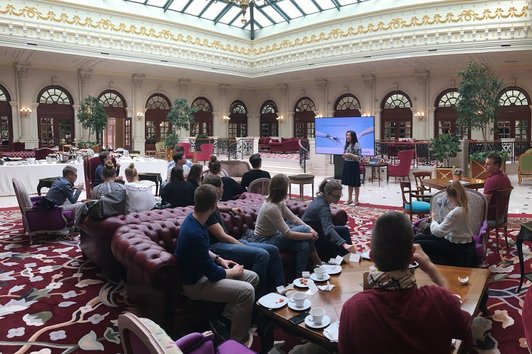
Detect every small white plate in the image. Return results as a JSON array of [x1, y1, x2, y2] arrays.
[[310, 273, 330, 282], [322, 265, 342, 275], [288, 298, 311, 311], [257, 293, 288, 309], [293, 277, 313, 288], [305, 314, 331, 329]]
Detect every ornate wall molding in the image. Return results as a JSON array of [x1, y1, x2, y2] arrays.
[[0, 1, 530, 78]]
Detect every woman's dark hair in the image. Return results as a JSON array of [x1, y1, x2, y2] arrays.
[[102, 160, 116, 180], [170, 166, 185, 182], [187, 164, 203, 184], [208, 155, 221, 175], [344, 130, 359, 150]]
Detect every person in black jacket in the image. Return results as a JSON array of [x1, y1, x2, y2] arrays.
[[241, 153, 271, 191], [160, 166, 195, 207]]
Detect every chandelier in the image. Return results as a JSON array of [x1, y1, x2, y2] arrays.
[[225, 0, 266, 24]]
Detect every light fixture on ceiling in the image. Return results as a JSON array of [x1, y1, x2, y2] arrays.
[[225, 0, 270, 24]]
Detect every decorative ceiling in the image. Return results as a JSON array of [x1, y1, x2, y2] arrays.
[[122, 0, 370, 38]]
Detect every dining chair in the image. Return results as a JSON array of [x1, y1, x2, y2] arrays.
[[387, 150, 414, 183], [412, 170, 434, 202], [83, 156, 101, 199], [248, 177, 271, 195], [118, 312, 255, 354], [399, 181, 430, 222], [487, 187, 513, 253], [194, 143, 215, 165]]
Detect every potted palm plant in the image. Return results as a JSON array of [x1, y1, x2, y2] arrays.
[[77, 96, 108, 146], [165, 98, 196, 149], [430, 133, 462, 178]]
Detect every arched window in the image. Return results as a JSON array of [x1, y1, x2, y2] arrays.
[[294, 97, 315, 139], [144, 94, 171, 149], [496, 87, 531, 141], [228, 100, 248, 138], [97, 90, 129, 150], [36, 85, 74, 147], [334, 93, 361, 117], [380, 91, 412, 139], [191, 97, 213, 136], [434, 89, 469, 138], [0, 84, 13, 149], [260, 100, 279, 137]]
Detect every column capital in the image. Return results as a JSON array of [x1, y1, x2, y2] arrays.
[[79, 69, 93, 85], [132, 74, 145, 88], [15, 62, 31, 79], [316, 79, 328, 90], [277, 83, 288, 93], [219, 84, 230, 95], [178, 79, 190, 89], [362, 74, 375, 89]]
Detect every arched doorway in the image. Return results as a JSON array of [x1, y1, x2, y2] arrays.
[[228, 100, 248, 138], [380, 91, 412, 139], [191, 97, 213, 137], [260, 100, 279, 137], [36, 86, 74, 148], [0, 84, 12, 150], [334, 93, 361, 117], [98, 90, 130, 150], [144, 93, 171, 151], [495, 87, 531, 142], [294, 97, 316, 139], [434, 89, 470, 139]]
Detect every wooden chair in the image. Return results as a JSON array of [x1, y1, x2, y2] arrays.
[[412, 170, 434, 202], [83, 156, 101, 199], [487, 187, 513, 253], [248, 177, 271, 195], [387, 150, 414, 183], [399, 181, 430, 222], [194, 144, 215, 165]]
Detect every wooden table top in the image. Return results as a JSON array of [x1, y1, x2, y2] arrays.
[[423, 177, 485, 190], [257, 258, 490, 351]]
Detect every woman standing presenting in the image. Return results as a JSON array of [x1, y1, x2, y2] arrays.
[[342, 130, 362, 205]]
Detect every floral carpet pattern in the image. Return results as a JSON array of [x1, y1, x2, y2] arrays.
[[0, 205, 530, 353]]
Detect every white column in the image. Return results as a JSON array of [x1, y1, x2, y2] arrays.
[[132, 74, 145, 153], [78, 69, 92, 142]]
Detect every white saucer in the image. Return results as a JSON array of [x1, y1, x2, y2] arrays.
[[293, 277, 313, 288], [257, 293, 288, 309], [305, 315, 331, 329], [310, 273, 330, 282], [322, 265, 342, 275], [288, 299, 311, 311]]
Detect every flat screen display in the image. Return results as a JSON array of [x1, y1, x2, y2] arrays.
[[314, 116, 375, 155]]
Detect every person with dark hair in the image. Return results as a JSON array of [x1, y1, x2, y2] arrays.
[[93, 151, 121, 187], [414, 181, 476, 267], [166, 151, 190, 183], [175, 184, 258, 347], [206, 155, 243, 201], [186, 164, 203, 191], [254, 174, 321, 276], [203, 174, 284, 297], [302, 179, 356, 260], [241, 153, 271, 190], [341, 130, 362, 205], [45, 165, 85, 225], [339, 211, 472, 354], [124, 163, 157, 212], [91, 160, 126, 200], [160, 165, 195, 207], [483, 152, 512, 219]]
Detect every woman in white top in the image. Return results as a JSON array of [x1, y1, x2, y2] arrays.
[[124, 163, 157, 212], [254, 174, 321, 276], [414, 181, 476, 266]]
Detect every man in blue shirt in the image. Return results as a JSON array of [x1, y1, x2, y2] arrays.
[[175, 184, 258, 347], [45, 165, 85, 225]]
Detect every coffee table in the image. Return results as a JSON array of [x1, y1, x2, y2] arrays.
[[257, 259, 490, 353], [423, 177, 485, 190]]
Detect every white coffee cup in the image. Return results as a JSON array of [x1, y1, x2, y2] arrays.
[[291, 292, 306, 308], [309, 307, 325, 325], [314, 266, 326, 279]]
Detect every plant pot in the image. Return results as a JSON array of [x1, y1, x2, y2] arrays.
[[470, 160, 489, 179], [435, 167, 454, 179]]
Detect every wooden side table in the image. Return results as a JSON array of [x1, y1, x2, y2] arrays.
[[288, 174, 315, 201], [516, 221, 532, 293]]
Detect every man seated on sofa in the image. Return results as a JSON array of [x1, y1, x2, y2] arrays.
[[339, 211, 472, 354], [203, 175, 284, 297], [165, 151, 190, 183], [175, 184, 259, 347], [240, 153, 271, 191], [44, 165, 86, 225], [483, 152, 512, 219]]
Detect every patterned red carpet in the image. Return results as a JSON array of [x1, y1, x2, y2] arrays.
[[0, 205, 530, 353]]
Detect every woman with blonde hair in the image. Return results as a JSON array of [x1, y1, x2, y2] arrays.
[[414, 181, 475, 266], [124, 163, 157, 212], [254, 174, 321, 276]]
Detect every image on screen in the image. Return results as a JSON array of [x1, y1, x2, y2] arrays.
[[315, 116, 375, 156]]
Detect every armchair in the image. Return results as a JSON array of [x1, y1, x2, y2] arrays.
[[518, 148, 532, 185], [194, 143, 215, 165], [248, 177, 271, 195], [387, 149, 414, 183], [34, 147, 55, 160], [12, 178, 73, 244], [178, 142, 194, 160], [83, 156, 101, 199]]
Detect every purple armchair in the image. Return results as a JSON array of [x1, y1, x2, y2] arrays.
[[12, 178, 73, 244], [387, 149, 414, 183], [118, 312, 255, 354]]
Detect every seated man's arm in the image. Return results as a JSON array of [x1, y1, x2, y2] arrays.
[[208, 223, 242, 245], [413, 244, 448, 288], [61, 183, 82, 204]]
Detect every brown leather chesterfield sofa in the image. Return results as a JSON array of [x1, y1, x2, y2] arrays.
[[80, 193, 348, 336]]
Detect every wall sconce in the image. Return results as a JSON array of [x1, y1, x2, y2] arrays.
[[361, 113, 371, 117], [415, 112, 425, 121], [276, 115, 284, 121], [222, 115, 231, 121], [136, 112, 145, 120], [20, 107, 32, 116], [315, 114, 323, 118]]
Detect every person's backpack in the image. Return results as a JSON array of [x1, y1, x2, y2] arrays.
[[87, 189, 128, 220]]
